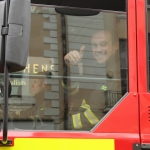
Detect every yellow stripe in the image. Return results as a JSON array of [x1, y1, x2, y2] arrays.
[[80, 99, 99, 125], [77, 114, 82, 128], [101, 85, 107, 90], [72, 113, 82, 129], [84, 109, 99, 125], [1, 138, 114, 150], [61, 81, 79, 90], [72, 114, 77, 129], [80, 99, 90, 109], [87, 109, 99, 123]]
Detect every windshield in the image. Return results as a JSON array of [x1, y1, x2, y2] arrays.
[[0, 6, 128, 131]]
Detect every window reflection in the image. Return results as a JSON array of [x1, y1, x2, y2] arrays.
[[0, 6, 128, 131]]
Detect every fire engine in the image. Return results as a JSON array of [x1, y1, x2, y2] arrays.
[[0, 0, 148, 149]]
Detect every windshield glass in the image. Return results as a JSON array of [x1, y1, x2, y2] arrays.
[[0, 6, 128, 131]]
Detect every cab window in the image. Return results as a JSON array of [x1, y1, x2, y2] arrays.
[[1, 5, 128, 131]]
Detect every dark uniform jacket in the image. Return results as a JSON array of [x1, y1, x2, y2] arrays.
[[0, 98, 52, 130]]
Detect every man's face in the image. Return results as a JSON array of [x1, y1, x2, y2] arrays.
[[31, 78, 44, 96], [91, 31, 116, 63]]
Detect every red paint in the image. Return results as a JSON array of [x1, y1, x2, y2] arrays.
[[93, 93, 139, 133], [0, 0, 144, 149], [139, 94, 150, 135], [136, 0, 150, 145], [0, 132, 140, 149], [136, 0, 147, 93], [128, 0, 138, 93], [0, 131, 139, 139]]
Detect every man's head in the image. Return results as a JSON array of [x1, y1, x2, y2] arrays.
[[31, 72, 51, 97], [31, 78, 45, 96], [91, 30, 118, 63]]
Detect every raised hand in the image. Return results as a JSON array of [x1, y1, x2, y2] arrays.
[[64, 46, 85, 66]]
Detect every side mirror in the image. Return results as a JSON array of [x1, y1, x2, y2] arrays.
[[0, 0, 31, 73], [0, 0, 31, 144], [0, 1, 5, 69]]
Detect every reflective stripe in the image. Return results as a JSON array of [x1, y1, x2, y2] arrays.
[[72, 113, 82, 129], [81, 99, 99, 125], [84, 110, 99, 125], [15, 111, 20, 115], [80, 99, 90, 110], [40, 108, 44, 110], [101, 85, 107, 90], [29, 116, 34, 119], [72, 99, 99, 129], [61, 81, 79, 90]]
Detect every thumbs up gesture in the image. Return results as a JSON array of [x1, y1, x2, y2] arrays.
[[64, 46, 85, 66]]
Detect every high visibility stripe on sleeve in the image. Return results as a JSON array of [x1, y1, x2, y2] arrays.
[[101, 85, 107, 91], [84, 109, 99, 125], [72, 113, 82, 129], [80, 99, 90, 110], [80, 99, 99, 125], [40, 108, 44, 111]]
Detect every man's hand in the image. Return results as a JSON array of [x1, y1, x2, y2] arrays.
[[64, 46, 85, 66]]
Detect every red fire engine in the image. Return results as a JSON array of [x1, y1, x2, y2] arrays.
[[0, 0, 149, 149]]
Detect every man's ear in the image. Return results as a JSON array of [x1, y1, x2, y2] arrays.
[[42, 82, 47, 88], [42, 79, 48, 87], [43, 81, 51, 91], [43, 83, 46, 88]]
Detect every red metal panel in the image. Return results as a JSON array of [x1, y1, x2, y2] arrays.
[[128, 0, 138, 93], [141, 134, 150, 143], [0, 131, 139, 139], [140, 94, 150, 136], [0, 0, 139, 149], [92, 93, 139, 133], [0, 132, 140, 150], [136, 0, 150, 145], [136, 0, 147, 92]]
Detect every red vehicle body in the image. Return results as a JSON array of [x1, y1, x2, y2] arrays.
[[0, 0, 149, 149]]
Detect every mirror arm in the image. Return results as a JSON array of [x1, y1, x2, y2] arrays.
[[0, 0, 12, 145]]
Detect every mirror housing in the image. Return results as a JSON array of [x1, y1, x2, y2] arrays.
[[6, 0, 31, 72], [0, 0, 31, 73], [0, 1, 5, 69]]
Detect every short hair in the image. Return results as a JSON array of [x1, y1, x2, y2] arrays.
[[91, 29, 117, 44], [31, 71, 52, 84]]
